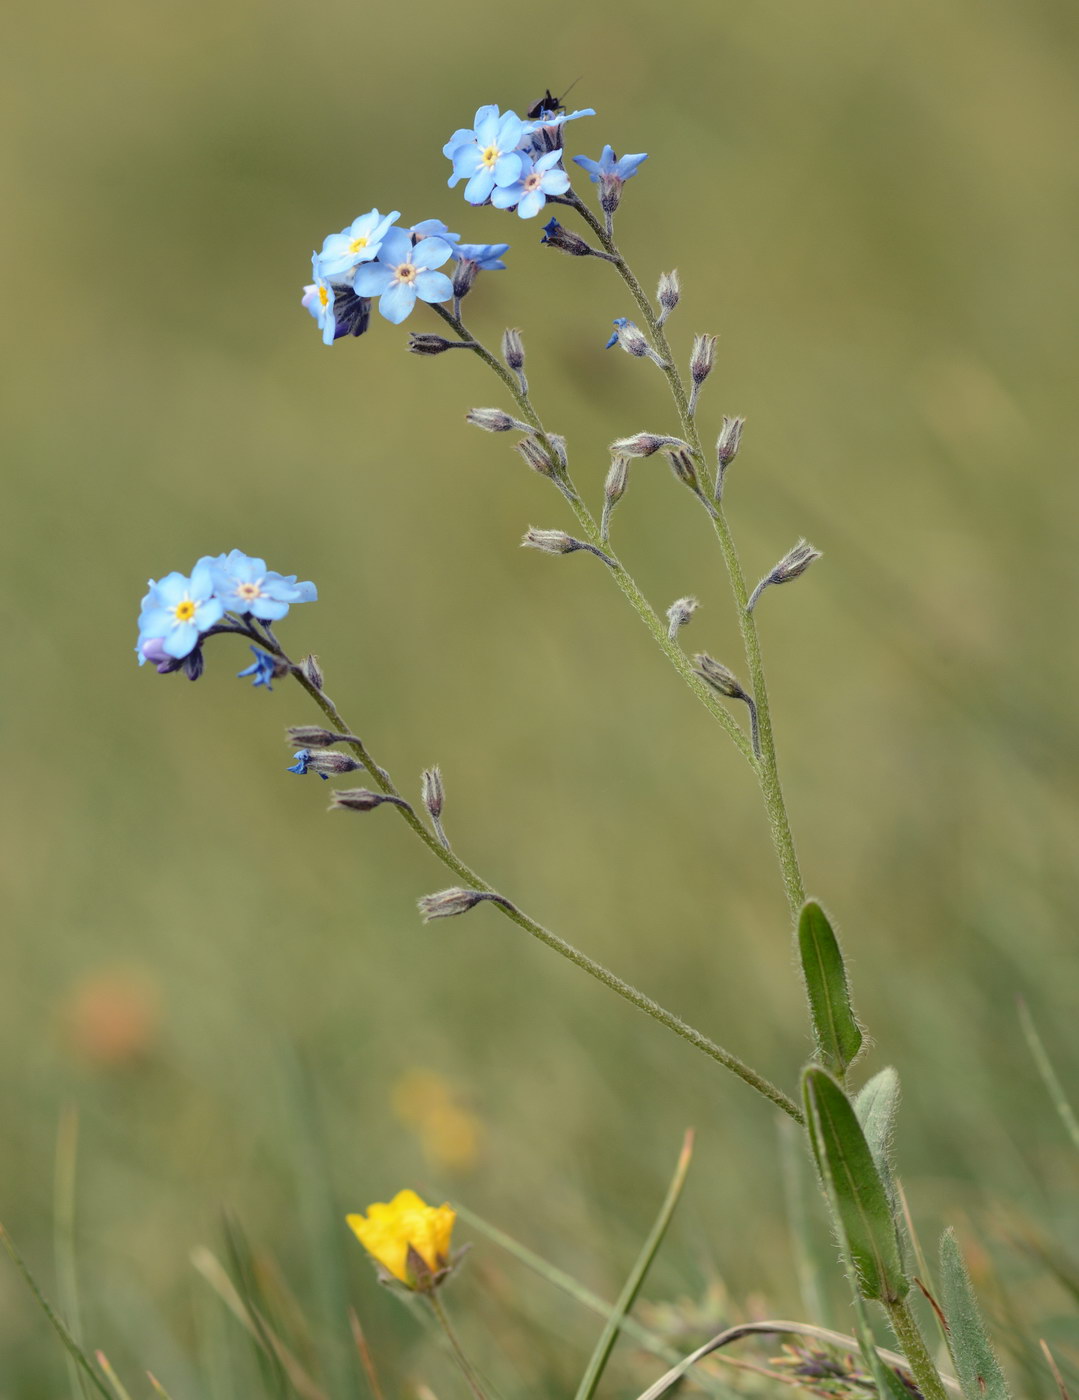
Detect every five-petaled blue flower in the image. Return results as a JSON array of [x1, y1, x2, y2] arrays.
[[453, 242, 510, 270], [237, 646, 277, 690], [287, 749, 329, 779], [137, 563, 224, 661], [491, 149, 570, 219], [572, 146, 648, 183], [446, 106, 528, 203], [210, 550, 318, 620], [302, 253, 338, 346], [353, 228, 454, 323], [318, 209, 400, 280]]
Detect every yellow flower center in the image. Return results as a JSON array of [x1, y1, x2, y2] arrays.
[[348, 235, 369, 254], [523, 170, 543, 192], [480, 144, 500, 170], [318, 286, 330, 308], [236, 581, 262, 600], [172, 600, 197, 622]]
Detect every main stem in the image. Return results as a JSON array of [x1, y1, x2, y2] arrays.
[[564, 191, 806, 918], [428, 1293, 489, 1400], [259, 632, 801, 1122], [883, 1298, 951, 1400]]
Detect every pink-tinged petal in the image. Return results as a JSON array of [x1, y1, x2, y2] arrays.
[[411, 237, 452, 270], [379, 281, 418, 323], [413, 270, 454, 304]]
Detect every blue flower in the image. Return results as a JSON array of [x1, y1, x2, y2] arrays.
[[520, 106, 596, 158], [411, 218, 460, 246], [353, 228, 454, 324], [301, 253, 338, 346], [287, 748, 329, 779], [491, 149, 569, 219], [136, 563, 224, 661], [318, 209, 400, 281], [452, 242, 510, 270], [572, 146, 648, 183], [237, 646, 277, 690], [447, 106, 528, 203], [605, 317, 631, 349], [210, 549, 318, 620]]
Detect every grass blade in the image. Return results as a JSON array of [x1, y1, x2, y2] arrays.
[[1018, 1001, 1079, 1155], [573, 1129, 694, 1400], [95, 1353, 136, 1400], [54, 1105, 91, 1400], [0, 1224, 112, 1400], [798, 901, 864, 1077]]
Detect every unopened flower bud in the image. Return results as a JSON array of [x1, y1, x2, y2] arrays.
[[304, 750, 362, 776], [286, 725, 358, 749], [417, 887, 514, 922], [666, 596, 699, 640], [452, 257, 478, 300], [329, 788, 411, 813], [467, 407, 526, 433], [657, 270, 681, 325], [421, 766, 444, 819], [601, 455, 630, 541], [522, 527, 577, 555], [598, 171, 624, 216], [515, 436, 558, 478], [301, 654, 324, 690], [667, 447, 701, 494], [693, 653, 759, 754], [610, 433, 688, 458], [541, 218, 595, 257], [407, 333, 459, 355], [690, 334, 717, 388], [522, 527, 616, 567], [502, 327, 526, 372], [716, 416, 745, 468], [545, 432, 568, 469], [605, 319, 667, 366], [746, 539, 822, 613]]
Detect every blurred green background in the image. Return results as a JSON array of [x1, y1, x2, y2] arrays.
[[4, 0, 1079, 1393]]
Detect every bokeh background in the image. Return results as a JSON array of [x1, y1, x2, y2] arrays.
[[4, 0, 1079, 1393]]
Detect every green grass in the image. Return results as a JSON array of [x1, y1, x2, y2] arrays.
[[4, 0, 1079, 1393]]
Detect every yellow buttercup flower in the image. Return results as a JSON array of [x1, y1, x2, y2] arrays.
[[346, 1189, 456, 1288]]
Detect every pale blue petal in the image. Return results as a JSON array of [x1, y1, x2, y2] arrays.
[[163, 622, 200, 659], [377, 227, 412, 265], [516, 189, 546, 219], [411, 236, 452, 270], [154, 572, 190, 606], [490, 184, 522, 209], [541, 169, 570, 195], [535, 149, 564, 173], [443, 127, 474, 159], [474, 107, 501, 145], [379, 281, 418, 323], [414, 270, 454, 304], [493, 151, 524, 185], [354, 263, 394, 295], [464, 168, 496, 203]]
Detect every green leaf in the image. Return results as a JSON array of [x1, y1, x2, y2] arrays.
[[802, 1066, 908, 1303], [798, 901, 864, 1076], [854, 1067, 902, 1216], [574, 1129, 694, 1400], [1018, 1001, 1079, 1156], [939, 1228, 1011, 1400]]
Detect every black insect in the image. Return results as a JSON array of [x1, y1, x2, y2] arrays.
[[526, 78, 581, 121]]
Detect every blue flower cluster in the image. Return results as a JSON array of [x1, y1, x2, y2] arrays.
[[301, 96, 651, 346], [303, 213, 510, 340], [443, 103, 594, 217], [135, 550, 316, 683]]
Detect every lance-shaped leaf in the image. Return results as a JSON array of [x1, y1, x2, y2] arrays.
[[803, 1066, 908, 1303], [855, 1067, 901, 1207], [798, 901, 864, 1076], [939, 1228, 1011, 1400]]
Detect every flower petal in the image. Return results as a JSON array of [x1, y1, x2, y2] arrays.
[[413, 270, 454, 304], [379, 280, 418, 323]]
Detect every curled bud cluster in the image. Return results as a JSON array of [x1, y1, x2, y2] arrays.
[[666, 596, 699, 641]]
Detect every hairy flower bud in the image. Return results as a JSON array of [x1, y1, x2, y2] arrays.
[[522, 527, 577, 555], [329, 788, 410, 812], [693, 653, 759, 754], [407, 333, 459, 355], [666, 596, 699, 640], [540, 218, 595, 257], [304, 751, 362, 776], [746, 539, 823, 613], [657, 270, 681, 325], [417, 887, 513, 921], [515, 436, 558, 478], [502, 327, 526, 372], [610, 433, 688, 458], [286, 725, 358, 749], [301, 654, 324, 690], [667, 447, 702, 495], [690, 333, 717, 388], [452, 257, 478, 300], [421, 766, 444, 819], [467, 407, 522, 433], [716, 416, 745, 468]]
